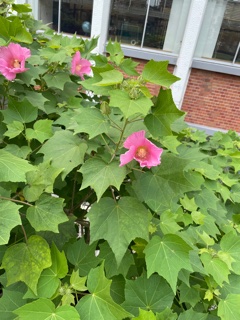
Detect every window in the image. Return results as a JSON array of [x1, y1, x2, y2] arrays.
[[39, 0, 93, 36], [195, 0, 240, 64], [108, 0, 191, 54]]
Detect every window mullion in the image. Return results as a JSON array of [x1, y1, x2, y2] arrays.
[[141, 0, 151, 48], [58, 0, 61, 33]]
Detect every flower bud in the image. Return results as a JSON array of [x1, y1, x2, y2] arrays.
[[100, 101, 111, 115]]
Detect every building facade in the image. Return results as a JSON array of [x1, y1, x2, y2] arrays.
[[17, 0, 240, 133]]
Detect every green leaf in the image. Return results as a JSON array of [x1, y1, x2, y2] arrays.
[[144, 89, 185, 137], [12, 4, 32, 13], [70, 270, 87, 292], [0, 200, 22, 245], [24, 91, 49, 112], [68, 107, 110, 139], [178, 308, 208, 320], [0, 149, 33, 182], [218, 294, 240, 320], [0, 289, 26, 320], [200, 252, 230, 286], [38, 130, 88, 178], [120, 58, 139, 76], [132, 309, 157, 320], [44, 72, 70, 90], [160, 135, 181, 154], [25, 119, 53, 143], [26, 194, 68, 233], [1, 98, 38, 124], [220, 274, 240, 299], [32, 242, 68, 298], [14, 298, 80, 320], [106, 41, 124, 65], [4, 121, 24, 139], [67, 238, 101, 276], [79, 158, 127, 201], [23, 160, 63, 202], [49, 242, 68, 278], [95, 69, 123, 86], [76, 264, 132, 320], [179, 282, 200, 307], [0, 16, 32, 44], [159, 210, 182, 234], [98, 241, 134, 278], [133, 153, 203, 213], [220, 232, 240, 275], [2, 235, 51, 294], [88, 197, 149, 265], [142, 60, 180, 87], [3, 145, 31, 159], [122, 273, 174, 316], [109, 89, 153, 118], [156, 307, 177, 320], [144, 234, 193, 292]]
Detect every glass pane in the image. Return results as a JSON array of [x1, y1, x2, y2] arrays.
[[143, 0, 173, 49], [195, 0, 240, 63], [108, 0, 147, 46], [235, 43, 240, 64], [213, 1, 240, 62], [39, 0, 93, 36]]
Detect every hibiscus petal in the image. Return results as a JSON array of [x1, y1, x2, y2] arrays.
[[123, 130, 146, 149], [119, 147, 136, 166]]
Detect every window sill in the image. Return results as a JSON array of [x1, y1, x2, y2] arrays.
[[192, 58, 240, 76], [105, 43, 178, 65]]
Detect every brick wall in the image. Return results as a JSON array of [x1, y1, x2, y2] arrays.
[[182, 69, 240, 132], [131, 58, 240, 132]]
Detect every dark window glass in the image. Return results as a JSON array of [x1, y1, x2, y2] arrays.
[[143, 0, 173, 49], [213, 1, 240, 62], [40, 0, 93, 36], [108, 0, 180, 51], [108, 0, 147, 46]]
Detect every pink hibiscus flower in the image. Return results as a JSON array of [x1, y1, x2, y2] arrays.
[[120, 130, 163, 169], [71, 51, 92, 80], [0, 43, 31, 81]]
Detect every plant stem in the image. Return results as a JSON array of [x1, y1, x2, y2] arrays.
[[110, 119, 128, 162], [21, 224, 28, 242], [0, 196, 33, 206]]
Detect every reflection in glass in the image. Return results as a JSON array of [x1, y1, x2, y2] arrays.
[[108, 0, 147, 47], [39, 0, 93, 36], [143, 0, 173, 49], [213, 1, 240, 62], [108, 0, 188, 53]]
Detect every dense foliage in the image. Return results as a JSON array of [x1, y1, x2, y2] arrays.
[[1, 2, 240, 319]]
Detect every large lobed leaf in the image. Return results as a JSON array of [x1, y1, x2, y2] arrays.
[[133, 152, 204, 213], [1, 235, 51, 294], [122, 273, 174, 316], [109, 89, 153, 118], [76, 263, 132, 320], [88, 197, 149, 265], [14, 298, 80, 320], [144, 234, 193, 292], [38, 130, 88, 179], [79, 158, 127, 201], [0, 149, 33, 182], [0, 200, 22, 245], [68, 107, 110, 139], [142, 60, 180, 88], [144, 89, 185, 137], [26, 194, 68, 233]]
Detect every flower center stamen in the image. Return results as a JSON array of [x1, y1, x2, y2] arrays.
[[76, 64, 82, 72], [135, 146, 148, 160], [13, 59, 21, 68]]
